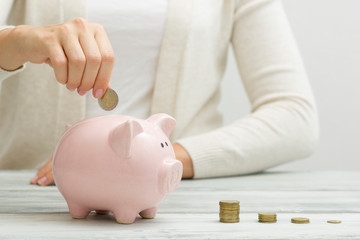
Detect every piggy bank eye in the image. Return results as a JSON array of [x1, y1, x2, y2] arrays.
[[161, 143, 164, 148], [165, 142, 168, 146]]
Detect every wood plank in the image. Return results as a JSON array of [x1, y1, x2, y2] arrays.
[[0, 213, 359, 240]]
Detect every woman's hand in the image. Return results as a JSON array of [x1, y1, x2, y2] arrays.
[[30, 143, 194, 186], [30, 155, 54, 186], [172, 143, 194, 179], [0, 18, 115, 98]]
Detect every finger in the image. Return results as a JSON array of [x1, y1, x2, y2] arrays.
[[77, 32, 101, 94], [61, 36, 86, 92], [30, 173, 40, 184], [48, 45, 68, 86], [92, 25, 115, 98], [37, 170, 54, 186], [30, 156, 52, 184]]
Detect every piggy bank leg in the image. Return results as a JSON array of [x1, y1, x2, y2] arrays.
[[139, 207, 157, 219], [113, 210, 137, 224], [67, 202, 91, 219]]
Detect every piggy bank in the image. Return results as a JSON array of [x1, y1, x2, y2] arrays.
[[53, 113, 183, 224]]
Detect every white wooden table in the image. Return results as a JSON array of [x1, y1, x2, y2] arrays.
[[0, 170, 359, 239]]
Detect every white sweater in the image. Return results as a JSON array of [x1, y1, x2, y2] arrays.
[[0, 0, 318, 178]]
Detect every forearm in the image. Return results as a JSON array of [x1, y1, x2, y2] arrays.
[[177, 96, 318, 178]]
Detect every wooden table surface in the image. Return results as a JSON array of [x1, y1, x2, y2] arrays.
[[0, 170, 359, 239]]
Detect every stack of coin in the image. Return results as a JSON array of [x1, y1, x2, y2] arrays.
[[258, 212, 277, 223], [291, 217, 310, 224], [219, 200, 239, 223]]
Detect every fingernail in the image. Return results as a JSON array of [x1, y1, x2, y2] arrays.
[[78, 90, 87, 96], [66, 85, 76, 92], [30, 175, 39, 184], [95, 89, 104, 98], [37, 176, 47, 185]]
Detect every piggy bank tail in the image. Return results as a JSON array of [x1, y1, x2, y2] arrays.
[[159, 159, 183, 194]]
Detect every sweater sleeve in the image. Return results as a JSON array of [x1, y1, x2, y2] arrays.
[[176, 0, 319, 178]]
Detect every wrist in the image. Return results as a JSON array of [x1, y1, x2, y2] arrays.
[[173, 143, 194, 179], [0, 26, 27, 71]]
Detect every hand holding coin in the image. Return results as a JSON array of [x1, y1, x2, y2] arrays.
[[98, 88, 118, 111]]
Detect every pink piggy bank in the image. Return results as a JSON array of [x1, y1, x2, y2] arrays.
[[53, 113, 183, 224]]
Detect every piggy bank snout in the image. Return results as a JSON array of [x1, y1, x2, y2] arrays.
[[159, 159, 183, 194]]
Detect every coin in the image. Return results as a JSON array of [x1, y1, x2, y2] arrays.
[[327, 220, 341, 224], [258, 212, 276, 217], [220, 209, 240, 214], [219, 200, 239, 207], [219, 216, 239, 223], [291, 217, 310, 224], [98, 88, 118, 111]]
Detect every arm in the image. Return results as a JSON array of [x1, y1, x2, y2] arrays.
[[176, 0, 319, 178]]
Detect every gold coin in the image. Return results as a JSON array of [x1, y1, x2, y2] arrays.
[[291, 217, 310, 224], [258, 212, 276, 218], [259, 217, 277, 220], [219, 216, 239, 223], [219, 215, 239, 219], [220, 219, 239, 223], [220, 217, 239, 220], [327, 220, 341, 224], [220, 210, 240, 214], [219, 200, 239, 205], [258, 213, 276, 217], [220, 205, 239, 208], [259, 220, 277, 223], [219, 200, 239, 209], [98, 88, 118, 111]]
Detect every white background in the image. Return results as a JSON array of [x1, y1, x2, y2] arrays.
[[218, 0, 360, 171]]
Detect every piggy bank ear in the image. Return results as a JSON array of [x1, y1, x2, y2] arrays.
[[147, 113, 176, 137], [109, 119, 144, 158]]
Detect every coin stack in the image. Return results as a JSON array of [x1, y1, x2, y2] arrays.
[[219, 200, 240, 223], [258, 212, 277, 223], [291, 217, 310, 224]]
